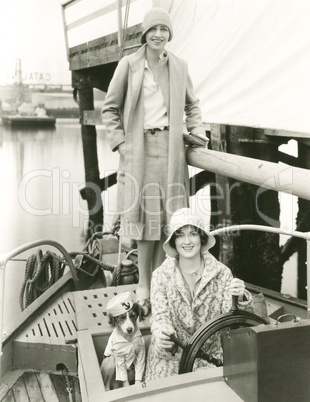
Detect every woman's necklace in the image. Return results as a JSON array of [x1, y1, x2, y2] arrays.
[[179, 257, 203, 276], [182, 268, 200, 276]]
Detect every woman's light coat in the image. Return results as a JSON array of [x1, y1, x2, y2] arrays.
[[102, 44, 205, 239]]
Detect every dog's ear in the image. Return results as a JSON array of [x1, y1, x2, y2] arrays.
[[133, 302, 145, 322], [107, 313, 116, 327]]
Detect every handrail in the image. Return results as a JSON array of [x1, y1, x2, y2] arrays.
[[187, 147, 310, 201], [0, 239, 79, 283], [210, 224, 310, 240], [0, 239, 79, 381], [210, 224, 310, 319]]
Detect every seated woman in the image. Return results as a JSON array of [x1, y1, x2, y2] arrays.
[[145, 208, 254, 380]]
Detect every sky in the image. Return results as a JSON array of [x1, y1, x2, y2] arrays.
[[0, 0, 71, 86]]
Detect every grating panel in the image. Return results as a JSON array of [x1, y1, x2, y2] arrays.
[[73, 284, 150, 331], [15, 291, 77, 348]]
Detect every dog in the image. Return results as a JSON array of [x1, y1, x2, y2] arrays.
[[100, 292, 146, 391]]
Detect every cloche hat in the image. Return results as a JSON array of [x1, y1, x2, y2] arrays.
[[163, 208, 216, 258], [141, 7, 173, 44]]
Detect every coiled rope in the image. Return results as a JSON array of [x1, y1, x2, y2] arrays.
[[19, 250, 65, 310], [18, 232, 139, 309], [112, 264, 138, 286], [112, 263, 122, 286]]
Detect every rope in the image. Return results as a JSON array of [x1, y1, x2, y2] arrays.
[[19, 250, 65, 311], [18, 232, 137, 309], [112, 263, 123, 286], [111, 263, 138, 286]]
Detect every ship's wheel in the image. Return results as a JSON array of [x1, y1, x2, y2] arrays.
[[178, 296, 268, 374]]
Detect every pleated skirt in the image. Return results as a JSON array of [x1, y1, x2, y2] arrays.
[[139, 129, 169, 240]]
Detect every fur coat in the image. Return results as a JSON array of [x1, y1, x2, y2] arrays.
[[145, 252, 254, 380]]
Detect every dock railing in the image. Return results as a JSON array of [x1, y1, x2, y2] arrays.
[[61, 0, 157, 61]]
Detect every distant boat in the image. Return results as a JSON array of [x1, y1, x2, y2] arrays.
[[2, 114, 56, 128], [1, 59, 56, 128]]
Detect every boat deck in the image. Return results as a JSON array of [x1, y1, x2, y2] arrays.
[[0, 282, 306, 401], [0, 284, 149, 401], [9, 285, 148, 373]]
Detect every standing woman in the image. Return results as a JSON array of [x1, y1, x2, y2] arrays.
[[102, 8, 207, 314], [145, 208, 254, 380]]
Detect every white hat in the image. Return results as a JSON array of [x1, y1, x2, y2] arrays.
[[106, 291, 133, 317], [163, 208, 216, 258]]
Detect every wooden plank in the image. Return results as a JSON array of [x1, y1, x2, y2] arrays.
[[77, 330, 105, 400], [11, 374, 29, 401], [1, 388, 15, 402], [22, 371, 43, 401], [72, 375, 83, 402], [13, 344, 77, 373], [50, 373, 71, 402], [1, 339, 13, 383], [264, 128, 310, 139], [186, 148, 310, 201], [265, 129, 310, 146], [83, 110, 102, 126], [102, 367, 243, 402], [66, 3, 119, 31], [298, 138, 310, 146], [0, 369, 26, 401], [35, 372, 59, 402], [77, 347, 89, 402], [68, 24, 142, 70]]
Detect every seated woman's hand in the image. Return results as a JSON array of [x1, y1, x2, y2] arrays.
[[155, 325, 176, 351], [228, 278, 245, 299]]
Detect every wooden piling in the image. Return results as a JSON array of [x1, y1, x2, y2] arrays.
[[207, 125, 283, 291], [77, 87, 103, 239], [297, 143, 310, 299]]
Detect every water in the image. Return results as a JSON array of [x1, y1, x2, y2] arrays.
[[0, 119, 119, 326], [0, 123, 298, 327]]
